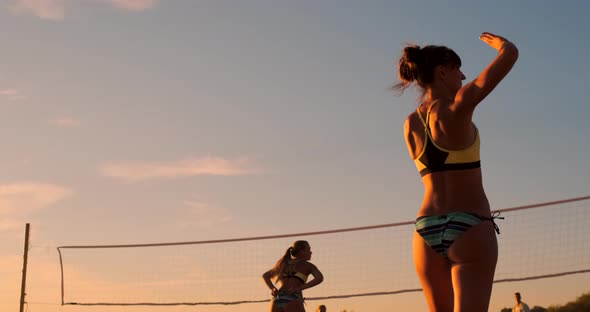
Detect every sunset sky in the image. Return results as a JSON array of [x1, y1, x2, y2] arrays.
[[1, 0, 589, 311]]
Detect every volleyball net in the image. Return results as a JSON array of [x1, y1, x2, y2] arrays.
[[45, 196, 590, 306]]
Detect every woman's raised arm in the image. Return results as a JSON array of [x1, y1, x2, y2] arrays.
[[453, 32, 519, 113]]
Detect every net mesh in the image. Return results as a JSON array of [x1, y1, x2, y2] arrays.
[[51, 196, 590, 306]]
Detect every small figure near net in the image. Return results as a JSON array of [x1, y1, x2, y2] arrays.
[[262, 240, 324, 312]]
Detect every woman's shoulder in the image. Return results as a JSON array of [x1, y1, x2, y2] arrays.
[[405, 110, 421, 125], [404, 111, 424, 134], [302, 261, 319, 270], [406, 110, 419, 120]]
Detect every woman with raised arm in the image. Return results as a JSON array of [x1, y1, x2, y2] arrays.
[[262, 240, 324, 312], [397, 33, 518, 311]]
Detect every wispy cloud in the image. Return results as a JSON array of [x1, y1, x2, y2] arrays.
[[180, 200, 232, 229], [48, 117, 81, 128], [0, 218, 23, 232], [0, 89, 19, 96], [99, 156, 260, 182], [0, 89, 27, 101], [105, 0, 157, 11], [0, 182, 72, 218], [9, 0, 157, 20], [11, 0, 66, 21]]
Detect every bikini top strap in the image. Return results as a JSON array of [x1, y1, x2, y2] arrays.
[[416, 107, 428, 128], [425, 99, 439, 125], [416, 100, 439, 131]]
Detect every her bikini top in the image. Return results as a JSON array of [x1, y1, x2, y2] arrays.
[[413, 103, 481, 177], [283, 271, 309, 283], [283, 261, 309, 283]]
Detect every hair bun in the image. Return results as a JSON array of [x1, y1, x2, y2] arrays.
[[397, 45, 421, 85], [403, 45, 422, 65]]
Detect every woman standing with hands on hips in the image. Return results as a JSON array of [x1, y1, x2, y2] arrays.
[[397, 32, 518, 311], [262, 240, 324, 312]]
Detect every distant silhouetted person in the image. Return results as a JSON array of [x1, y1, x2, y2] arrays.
[[316, 304, 326, 312], [262, 240, 324, 312], [398, 32, 518, 312], [513, 292, 531, 312]]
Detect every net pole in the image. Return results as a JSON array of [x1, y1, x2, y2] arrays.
[[19, 223, 30, 312], [57, 247, 65, 305]]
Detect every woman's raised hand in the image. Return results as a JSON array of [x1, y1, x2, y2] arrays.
[[479, 32, 514, 51]]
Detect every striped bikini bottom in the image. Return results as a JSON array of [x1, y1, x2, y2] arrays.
[[415, 212, 503, 258]]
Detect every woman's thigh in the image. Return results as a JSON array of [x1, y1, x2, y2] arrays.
[[449, 221, 498, 312], [413, 231, 454, 312]]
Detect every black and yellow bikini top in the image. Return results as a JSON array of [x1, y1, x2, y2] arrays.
[[414, 102, 481, 177], [282, 260, 309, 284]]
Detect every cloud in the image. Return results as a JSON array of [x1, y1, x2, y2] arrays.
[[0, 182, 72, 218], [105, 0, 157, 11], [99, 156, 260, 181], [0, 218, 23, 232], [0, 89, 27, 101], [11, 0, 65, 21], [9, 0, 157, 20], [0, 89, 19, 96], [181, 200, 232, 229], [48, 117, 81, 128]]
